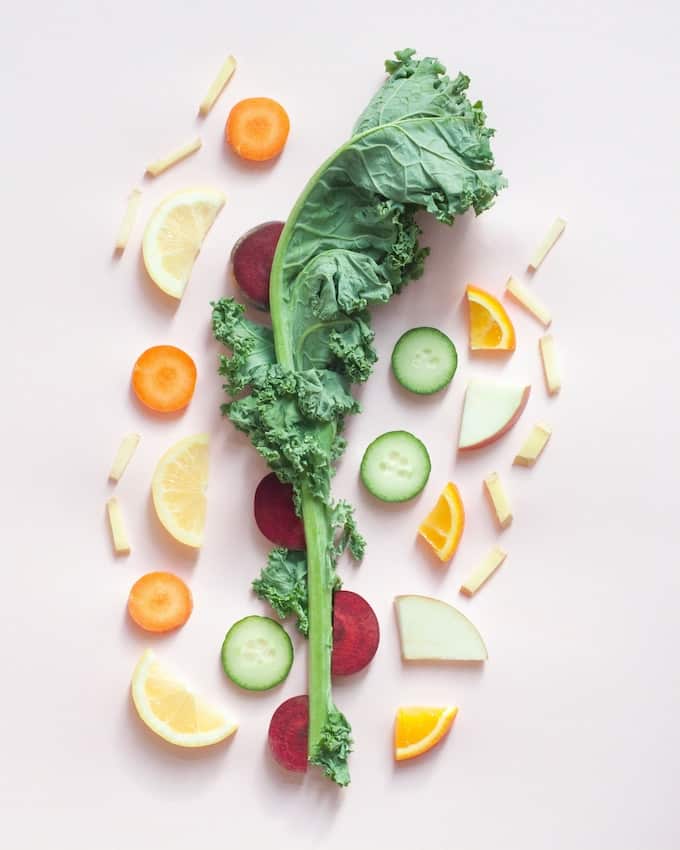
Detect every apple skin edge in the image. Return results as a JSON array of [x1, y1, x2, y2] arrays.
[[458, 385, 531, 452]]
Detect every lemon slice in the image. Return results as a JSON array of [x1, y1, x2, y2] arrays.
[[131, 649, 237, 747], [142, 187, 225, 299], [152, 433, 209, 548]]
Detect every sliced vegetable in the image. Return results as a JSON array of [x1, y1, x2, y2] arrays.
[[131, 649, 238, 747], [151, 433, 209, 548], [132, 345, 196, 413], [394, 706, 458, 762], [143, 187, 225, 299], [394, 594, 487, 661], [108, 432, 140, 482], [458, 379, 530, 451], [268, 695, 309, 773], [465, 284, 515, 351], [145, 137, 202, 177], [528, 216, 566, 271], [221, 615, 293, 691], [505, 276, 552, 327], [114, 188, 142, 254], [360, 431, 431, 503], [391, 327, 457, 394], [106, 497, 130, 555], [231, 221, 284, 310], [226, 97, 290, 162], [198, 54, 237, 117], [513, 422, 552, 467], [254, 472, 305, 550], [483, 472, 512, 529], [418, 481, 465, 562], [460, 545, 507, 596], [331, 590, 380, 676], [127, 571, 193, 632], [539, 334, 561, 395]]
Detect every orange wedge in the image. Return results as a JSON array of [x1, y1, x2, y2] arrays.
[[418, 482, 465, 562], [394, 706, 458, 761], [466, 284, 516, 351]]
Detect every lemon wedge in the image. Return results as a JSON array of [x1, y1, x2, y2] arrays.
[[142, 187, 225, 299], [131, 649, 237, 747], [152, 434, 209, 548]]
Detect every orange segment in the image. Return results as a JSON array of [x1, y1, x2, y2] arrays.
[[466, 285, 516, 352], [394, 706, 458, 761], [418, 482, 465, 562]]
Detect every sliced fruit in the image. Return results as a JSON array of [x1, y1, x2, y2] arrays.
[[253, 472, 305, 549], [391, 327, 458, 394], [127, 571, 193, 633], [458, 379, 530, 451], [505, 276, 552, 327], [106, 497, 130, 555], [268, 695, 309, 773], [394, 595, 487, 661], [513, 422, 552, 467], [528, 216, 566, 271], [131, 649, 237, 747], [146, 137, 202, 177], [460, 546, 507, 597], [418, 482, 465, 562], [198, 54, 237, 117], [142, 187, 225, 299], [331, 590, 380, 676], [360, 431, 431, 503], [231, 221, 284, 310], [539, 334, 561, 395], [151, 434, 209, 548], [394, 706, 458, 762], [483, 472, 512, 529], [465, 285, 516, 352], [108, 432, 140, 482], [114, 188, 142, 255], [132, 345, 197, 413], [221, 615, 293, 691]]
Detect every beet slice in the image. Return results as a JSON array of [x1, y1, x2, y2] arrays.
[[331, 590, 380, 676], [231, 220, 284, 310], [268, 694, 309, 773], [254, 473, 306, 550]]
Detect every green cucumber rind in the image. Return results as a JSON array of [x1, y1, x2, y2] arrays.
[[221, 615, 294, 691], [359, 430, 431, 503], [391, 327, 458, 395]]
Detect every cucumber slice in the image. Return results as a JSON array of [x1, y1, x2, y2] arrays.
[[391, 327, 458, 395], [360, 431, 431, 502], [221, 615, 293, 691]]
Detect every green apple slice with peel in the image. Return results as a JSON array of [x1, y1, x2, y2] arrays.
[[395, 595, 488, 661], [458, 379, 530, 451]]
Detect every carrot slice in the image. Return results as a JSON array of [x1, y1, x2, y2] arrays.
[[131, 345, 197, 413], [127, 571, 193, 633], [225, 98, 290, 162]]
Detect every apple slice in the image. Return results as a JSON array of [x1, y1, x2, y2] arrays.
[[458, 379, 530, 451], [394, 595, 487, 662]]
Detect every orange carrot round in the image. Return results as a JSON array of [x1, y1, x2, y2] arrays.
[[127, 571, 193, 633], [132, 345, 196, 413], [226, 97, 290, 162]]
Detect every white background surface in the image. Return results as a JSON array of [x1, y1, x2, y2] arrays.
[[2, 1, 680, 848]]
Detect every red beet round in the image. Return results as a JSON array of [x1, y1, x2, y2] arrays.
[[331, 590, 380, 676], [254, 473, 306, 550], [268, 695, 309, 773], [231, 220, 285, 310]]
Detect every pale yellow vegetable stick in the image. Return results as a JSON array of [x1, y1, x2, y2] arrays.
[[513, 423, 552, 467], [146, 137, 202, 177], [483, 472, 513, 529], [108, 433, 141, 482], [106, 497, 131, 555], [198, 55, 237, 116], [539, 334, 561, 395], [505, 275, 552, 327], [460, 546, 507, 597], [528, 217, 566, 271], [114, 189, 142, 254]]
